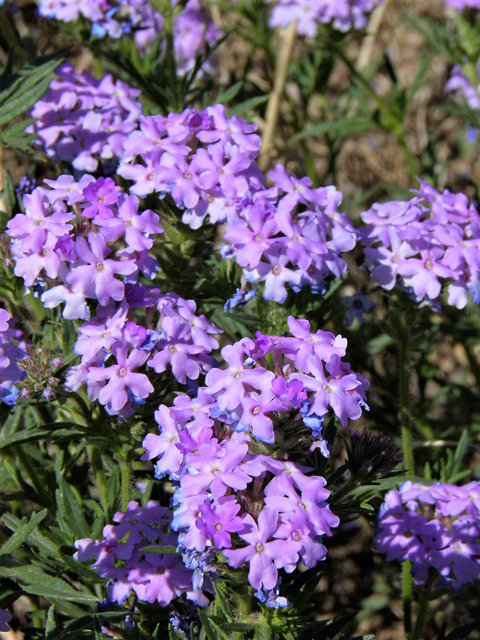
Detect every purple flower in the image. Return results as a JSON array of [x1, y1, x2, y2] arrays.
[[67, 233, 137, 306], [224, 509, 300, 590], [0, 610, 12, 632], [88, 341, 153, 412], [376, 481, 480, 589]]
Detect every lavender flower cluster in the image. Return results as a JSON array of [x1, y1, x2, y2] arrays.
[[38, 0, 219, 69], [446, 63, 480, 111], [360, 180, 480, 309], [0, 309, 27, 406], [6, 174, 221, 416], [74, 501, 202, 606], [446, 0, 480, 10], [78, 318, 367, 603], [222, 165, 357, 303], [117, 105, 264, 229], [29, 63, 142, 173], [143, 321, 367, 591], [267, 0, 384, 35], [376, 481, 480, 589]]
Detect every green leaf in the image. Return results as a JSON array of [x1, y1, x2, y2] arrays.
[[55, 474, 90, 540], [290, 118, 374, 143], [0, 118, 37, 154], [198, 610, 230, 640], [228, 94, 269, 117], [45, 605, 57, 639], [0, 509, 48, 556], [218, 81, 243, 104], [140, 545, 179, 555], [0, 171, 16, 215], [0, 562, 97, 603], [0, 52, 65, 126]]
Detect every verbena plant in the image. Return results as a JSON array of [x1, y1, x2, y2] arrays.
[[1, 1, 480, 639]]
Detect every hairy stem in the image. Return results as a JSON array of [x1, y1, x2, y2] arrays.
[[399, 319, 414, 476], [411, 583, 431, 640], [403, 560, 413, 640]]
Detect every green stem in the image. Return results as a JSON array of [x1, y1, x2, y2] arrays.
[[120, 456, 131, 512], [411, 583, 431, 640], [403, 560, 413, 640], [399, 320, 414, 477]]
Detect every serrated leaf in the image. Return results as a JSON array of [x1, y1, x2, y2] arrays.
[[198, 610, 230, 640], [45, 605, 56, 638], [0, 53, 64, 126], [55, 474, 90, 540], [0, 509, 47, 556], [0, 562, 97, 603]]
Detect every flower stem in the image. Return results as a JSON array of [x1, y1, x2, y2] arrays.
[[403, 560, 413, 640], [121, 456, 131, 512], [399, 319, 414, 477], [411, 583, 431, 640]]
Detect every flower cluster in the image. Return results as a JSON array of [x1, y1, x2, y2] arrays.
[[5, 174, 216, 416], [7, 174, 161, 314], [75, 501, 201, 606], [141, 319, 367, 594], [446, 63, 480, 111], [0, 309, 27, 406], [29, 63, 142, 172], [376, 481, 480, 589], [359, 180, 480, 309], [117, 105, 263, 229], [66, 290, 221, 417], [222, 165, 357, 303], [38, 0, 219, 68], [446, 0, 480, 10], [267, 0, 384, 35]]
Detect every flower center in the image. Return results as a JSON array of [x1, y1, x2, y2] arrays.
[[425, 259, 433, 270], [234, 371, 243, 379], [252, 406, 261, 415], [255, 543, 264, 553], [118, 367, 127, 377], [215, 523, 223, 531], [273, 265, 282, 275], [96, 262, 104, 271], [254, 235, 262, 242], [292, 532, 301, 541]]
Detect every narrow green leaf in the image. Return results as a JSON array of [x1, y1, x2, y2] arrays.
[[218, 80, 243, 104], [140, 545, 179, 555], [0, 53, 65, 126], [45, 605, 56, 638], [1, 171, 16, 214], [0, 509, 47, 556], [0, 563, 97, 603], [198, 610, 230, 640], [56, 474, 90, 539]]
